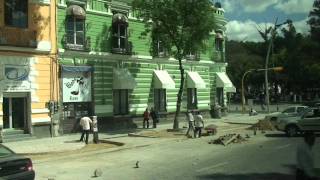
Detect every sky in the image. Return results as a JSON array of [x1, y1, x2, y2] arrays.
[[220, 0, 314, 42]]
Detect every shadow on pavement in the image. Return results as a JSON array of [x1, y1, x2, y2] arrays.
[[197, 172, 295, 180], [265, 133, 320, 138]]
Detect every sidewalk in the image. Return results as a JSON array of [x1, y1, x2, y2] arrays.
[[3, 113, 262, 155]]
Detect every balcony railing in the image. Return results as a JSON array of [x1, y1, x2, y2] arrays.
[[111, 41, 133, 55], [62, 35, 91, 52], [0, 27, 37, 48], [186, 53, 200, 61]]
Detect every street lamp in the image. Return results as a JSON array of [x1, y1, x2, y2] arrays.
[[241, 67, 283, 113], [264, 19, 291, 113]]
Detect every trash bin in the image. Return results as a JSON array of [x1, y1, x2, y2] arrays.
[[211, 104, 221, 119]]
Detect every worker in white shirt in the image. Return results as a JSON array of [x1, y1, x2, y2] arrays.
[[79, 116, 92, 144], [194, 111, 204, 138], [185, 110, 195, 138], [296, 132, 318, 180]]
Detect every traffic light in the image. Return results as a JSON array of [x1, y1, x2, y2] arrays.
[[272, 67, 283, 72]]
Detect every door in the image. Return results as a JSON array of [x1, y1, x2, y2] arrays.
[[62, 102, 92, 133], [299, 109, 320, 131], [154, 89, 166, 112], [216, 87, 224, 106], [187, 88, 197, 110], [3, 97, 27, 130]]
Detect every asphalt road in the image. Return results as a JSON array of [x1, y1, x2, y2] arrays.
[[34, 130, 320, 180]]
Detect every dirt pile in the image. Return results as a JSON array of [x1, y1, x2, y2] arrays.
[[248, 119, 275, 131]]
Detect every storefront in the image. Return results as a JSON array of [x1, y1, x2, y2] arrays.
[[60, 65, 93, 133], [0, 63, 33, 134]]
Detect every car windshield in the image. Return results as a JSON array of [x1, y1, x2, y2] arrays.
[[0, 146, 14, 157]]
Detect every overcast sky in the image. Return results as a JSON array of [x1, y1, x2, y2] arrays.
[[221, 0, 313, 42]]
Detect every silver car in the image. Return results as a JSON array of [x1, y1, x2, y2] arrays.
[[277, 107, 320, 137], [264, 106, 307, 124]]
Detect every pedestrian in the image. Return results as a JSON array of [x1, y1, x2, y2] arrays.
[[249, 108, 258, 116], [150, 107, 159, 128], [296, 132, 318, 180], [143, 108, 150, 128], [194, 111, 204, 138], [79, 116, 92, 144], [92, 116, 99, 144], [185, 110, 195, 138]]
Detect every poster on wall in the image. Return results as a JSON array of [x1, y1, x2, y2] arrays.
[[0, 65, 31, 91], [62, 66, 93, 102]]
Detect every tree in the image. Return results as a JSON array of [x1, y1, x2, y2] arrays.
[[308, 0, 320, 43], [133, 0, 216, 129]]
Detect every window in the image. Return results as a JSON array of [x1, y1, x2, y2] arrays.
[[154, 89, 166, 112], [112, 13, 129, 54], [153, 39, 166, 57], [112, 23, 127, 49], [215, 32, 224, 51], [283, 107, 295, 113], [113, 89, 129, 115], [187, 88, 198, 110], [297, 107, 306, 113], [5, 0, 28, 28], [65, 5, 86, 50], [66, 16, 85, 46]]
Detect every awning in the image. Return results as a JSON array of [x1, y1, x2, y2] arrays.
[[66, 5, 86, 19], [153, 70, 175, 89], [112, 13, 128, 24], [216, 72, 236, 93], [186, 71, 206, 89], [61, 65, 93, 72], [113, 68, 136, 89]]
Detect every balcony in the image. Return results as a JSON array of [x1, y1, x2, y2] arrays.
[[111, 41, 132, 55], [0, 27, 37, 48], [186, 53, 200, 61], [62, 34, 91, 52]]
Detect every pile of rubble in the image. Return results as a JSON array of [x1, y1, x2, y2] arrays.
[[248, 119, 275, 131], [208, 133, 248, 146]]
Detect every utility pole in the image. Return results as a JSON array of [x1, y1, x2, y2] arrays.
[[264, 18, 291, 113]]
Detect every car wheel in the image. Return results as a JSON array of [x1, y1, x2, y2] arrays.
[[286, 125, 298, 137]]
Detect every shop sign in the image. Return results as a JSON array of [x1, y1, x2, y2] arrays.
[[62, 66, 92, 102], [0, 65, 31, 91]]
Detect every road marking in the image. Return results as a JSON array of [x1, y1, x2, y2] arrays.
[[275, 144, 291, 150], [196, 162, 229, 173]]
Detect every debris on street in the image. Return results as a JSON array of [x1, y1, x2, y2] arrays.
[[208, 134, 247, 146], [248, 119, 275, 131]]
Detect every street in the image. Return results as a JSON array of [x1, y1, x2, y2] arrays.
[[31, 128, 320, 180]]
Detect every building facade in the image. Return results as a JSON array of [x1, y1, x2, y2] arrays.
[[55, 0, 235, 134], [0, 0, 58, 141]]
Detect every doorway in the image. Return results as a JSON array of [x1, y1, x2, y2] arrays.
[[3, 97, 28, 130]]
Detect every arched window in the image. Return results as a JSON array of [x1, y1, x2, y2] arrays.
[[65, 5, 86, 50], [112, 13, 130, 54], [215, 31, 224, 51]]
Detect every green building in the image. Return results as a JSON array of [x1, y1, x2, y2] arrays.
[[56, 0, 235, 133]]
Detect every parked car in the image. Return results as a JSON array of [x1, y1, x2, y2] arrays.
[[277, 107, 320, 137], [264, 105, 308, 124], [0, 144, 35, 180]]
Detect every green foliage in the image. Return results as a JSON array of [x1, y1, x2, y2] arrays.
[[132, 0, 216, 59], [308, 0, 320, 43]]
